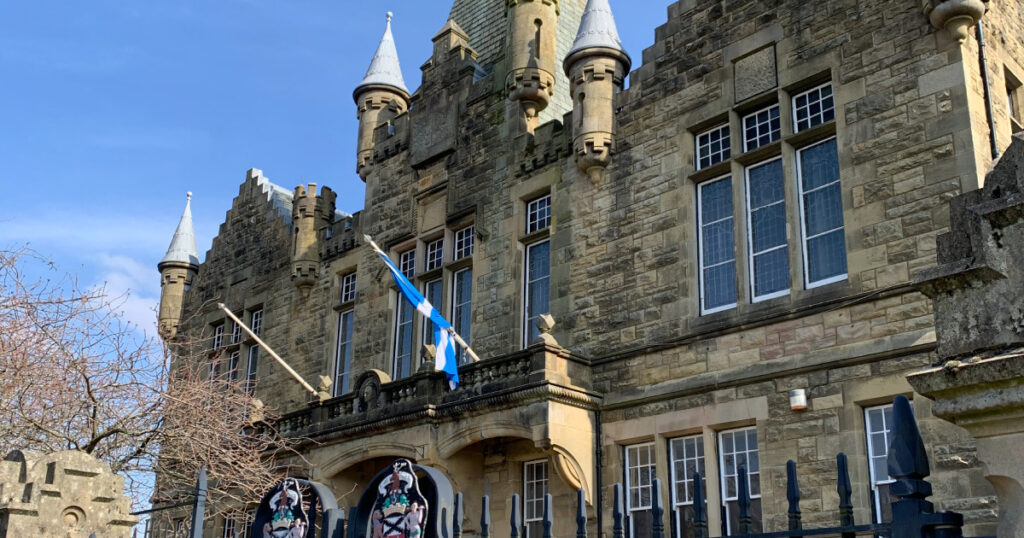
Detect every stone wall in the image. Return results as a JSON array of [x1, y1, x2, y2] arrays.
[[0, 450, 136, 538]]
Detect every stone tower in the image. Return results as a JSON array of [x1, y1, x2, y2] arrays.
[[564, 0, 629, 183], [157, 192, 199, 338], [505, 0, 560, 132], [354, 12, 411, 180], [291, 183, 336, 293]]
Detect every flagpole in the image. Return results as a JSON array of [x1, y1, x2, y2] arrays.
[[217, 303, 322, 400], [364, 234, 481, 363]]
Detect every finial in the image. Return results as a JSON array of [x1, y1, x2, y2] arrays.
[[186, 191, 192, 201], [386, 11, 393, 23]]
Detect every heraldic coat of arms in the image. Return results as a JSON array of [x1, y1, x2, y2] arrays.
[[255, 477, 309, 538], [369, 459, 428, 538]]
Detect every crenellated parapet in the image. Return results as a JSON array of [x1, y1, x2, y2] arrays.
[[290, 183, 336, 293], [505, 0, 560, 133]]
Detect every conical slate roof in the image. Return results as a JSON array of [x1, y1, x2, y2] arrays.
[[566, 0, 630, 63], [160, 192, 199, 267], [355, 12, 410, 97]]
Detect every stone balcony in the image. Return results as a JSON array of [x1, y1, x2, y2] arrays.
[[276, 339, 603, 503]]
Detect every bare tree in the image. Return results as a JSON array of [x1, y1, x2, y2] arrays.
[[0, 247, 301, 520]]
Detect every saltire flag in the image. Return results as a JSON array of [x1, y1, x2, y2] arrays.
[[365, 237, 460, 389]]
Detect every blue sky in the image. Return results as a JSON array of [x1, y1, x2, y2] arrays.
[[0, 0, 668, 332]]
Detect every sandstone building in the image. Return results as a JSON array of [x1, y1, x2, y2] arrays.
[[156, 0, 1024, 536]]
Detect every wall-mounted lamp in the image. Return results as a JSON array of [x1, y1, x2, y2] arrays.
[[789, 389, 808, 411]]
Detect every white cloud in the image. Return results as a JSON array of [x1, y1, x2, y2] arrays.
[[93, 253, 161, 334]]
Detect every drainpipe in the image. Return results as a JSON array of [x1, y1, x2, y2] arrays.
[[976, 20, 1000, 160], [595, 409, 603, 538]]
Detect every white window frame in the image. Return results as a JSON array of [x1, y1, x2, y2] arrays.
[[791, 82, 835, 133], [454, 226, 474, 259], [523, 459, 548, 536], [523, 239, 551, 347], [718, 427, 761, 535], [697, 176, 737, 315], [212, 324, 225, 350], [624, 442, 656, 538], [245, 346, 259, 395], [864, 403, 896, 523], [450, 269, 472, 363], [744, 157, 790, 302], [796, 136, 847, 288], [222, 516, 237, 538], [399, 250, 416, 278], [334, 309, 354, 396], [422, 279, 444, 347], [669, 435, 706, 538], [249, 309, 263, 336], [227, 350, 241, 383], [392, 294, 414, 380], [231, 319, 241, 344], [741, 105, 781, 152], [526, 194, 552, 234], [425, 238, 444, 271], [695, 123, 731, 170], [340, 272, 357, 303]]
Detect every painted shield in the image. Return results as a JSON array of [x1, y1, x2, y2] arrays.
[[254, 478, 309, 538], [368, 459, 428, 538]]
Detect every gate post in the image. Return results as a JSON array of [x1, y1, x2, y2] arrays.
[[188, 466, 207, 538]]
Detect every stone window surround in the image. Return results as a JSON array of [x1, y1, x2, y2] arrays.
[[1006, 67, 1023, 133], [688, 77, 846, 318]]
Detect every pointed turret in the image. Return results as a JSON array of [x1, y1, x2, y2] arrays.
[[564, 0, 631, 183], [158, 193, 200, 339], [354, 12, 411, 180], [505, 0, 560, 133]]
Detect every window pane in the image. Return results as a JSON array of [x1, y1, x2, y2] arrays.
[[525, 241, 550, 344], [453, 270, 472, 363], [335, 310, 354, 395], [753, 248, 790, 297], [423, 280, 443, 346], [700, 178, 733, 224], [696, 124, 731, 170], [703, 263, 737, 311], [750, 203, 786, 253], [702, 220, 735, 266], [804, 184, 844, 236], [806, 230, 847, 282], [394, 299, 414, 379], [800, 138, 840, 191]]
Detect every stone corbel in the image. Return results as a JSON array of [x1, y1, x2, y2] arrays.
[[925, 0, 987, 43]]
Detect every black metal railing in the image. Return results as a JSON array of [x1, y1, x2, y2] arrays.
[[173, 396, 988, 538]]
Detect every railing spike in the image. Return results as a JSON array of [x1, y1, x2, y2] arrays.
[[692, 472, 708, 538], [441, 507, 450, 538], [577, 488, 588, 538], [612, 483, 624, 538], [480, 495, 491, 538], [345, 506, 358, 538], [786, 460, 802, 534], [453, 492, 463, 538], [836, 453, 854, 533], [888, 395, 964, 538], [542, 493, 554, 538], [737, 465, 752, 535], [511, 493, 522, 538], [188, 466, 207, 538], [652, 477, 664, 538]]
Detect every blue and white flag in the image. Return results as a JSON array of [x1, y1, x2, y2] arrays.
[[365, 236, 461, 389]]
